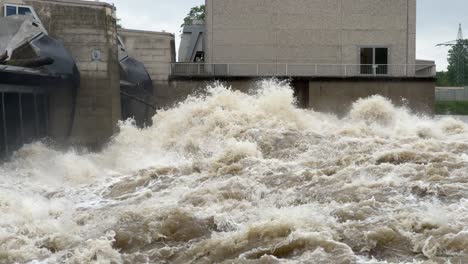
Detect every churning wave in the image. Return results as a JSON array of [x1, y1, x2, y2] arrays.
[[0, 80, 467, 264]]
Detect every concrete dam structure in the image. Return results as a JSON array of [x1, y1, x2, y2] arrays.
[[0, 14, 79, 157], [0, 0, 175, 156], [0, 0, 436, 156], [2, 1, 468, 264]]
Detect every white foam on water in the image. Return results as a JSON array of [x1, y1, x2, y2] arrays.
[[0, 80, 467, 264]]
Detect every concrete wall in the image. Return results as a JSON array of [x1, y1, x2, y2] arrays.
[[1, 0, 121, 147], [309, 78, 435, 115], [118, 28, 175, 108], [165, 77, 435, 116], [205, 0, 416, 70], [179, 23, 205, 62], [436, 87, 468, 102]]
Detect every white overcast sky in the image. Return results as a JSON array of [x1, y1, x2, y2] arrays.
[[106, 0, 468, 71]]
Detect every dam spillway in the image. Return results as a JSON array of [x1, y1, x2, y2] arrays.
[[0, 86, 48, 157], [0, 6, 164, 154], [0, 15, 79, 157]]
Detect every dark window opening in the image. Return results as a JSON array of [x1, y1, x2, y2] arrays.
[[360, 48, 373, 75], [194, 51, 204, 62], [375, 48, 388, 74], [5, 5, 16, 16], [18, 7, 32, 16], [360, 47, 388, 75]]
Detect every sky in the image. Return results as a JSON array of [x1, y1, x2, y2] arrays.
[[107, 0, 468, 71]]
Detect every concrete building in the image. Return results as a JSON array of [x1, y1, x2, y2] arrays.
[[173, 0, 436, 115], [118, 28, 176, 108], [178, 20, 205, 62], [205, 0, 415, 68]]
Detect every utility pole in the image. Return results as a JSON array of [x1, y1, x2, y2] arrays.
[[458, 23, 464, 41], [437, 23, 467, 86]]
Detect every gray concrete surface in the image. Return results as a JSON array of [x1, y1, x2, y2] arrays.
[[179, 22, 205, 62], [1, 0, 121, 147], [308, 78, 435, 115], [118, 28, 175, 109], [205, 0, 416, 76]]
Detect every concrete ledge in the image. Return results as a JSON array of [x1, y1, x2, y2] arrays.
[[0, 68, 69, 87], [30, 0, 115, 9], [118, 28, 174, 38], [0, 83, 50, 93]]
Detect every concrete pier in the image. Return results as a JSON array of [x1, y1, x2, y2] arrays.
[[1, 0, 121, 147]]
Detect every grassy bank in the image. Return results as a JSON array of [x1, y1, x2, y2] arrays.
[[435, 101, 468, 115]]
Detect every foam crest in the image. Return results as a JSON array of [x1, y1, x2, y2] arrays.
[[350, 95, 400, 126]]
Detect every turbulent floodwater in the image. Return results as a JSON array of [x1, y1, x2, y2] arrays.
[[437, 115, 468, 124], [1, 80, 468, 264]]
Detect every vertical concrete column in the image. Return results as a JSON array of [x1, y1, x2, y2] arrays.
[[24, 0, 121, 147], [407, 0, 417, 75], [205, 0, 213, 64]]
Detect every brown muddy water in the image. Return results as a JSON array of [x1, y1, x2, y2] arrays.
[[0, 80, 467, 264]]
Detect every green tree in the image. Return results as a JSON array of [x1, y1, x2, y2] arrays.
[[181, 5, 205, 27], [446, 39, 468, 86], [436, 71, 451, 87]]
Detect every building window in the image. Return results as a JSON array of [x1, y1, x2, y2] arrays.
[[194, 51, 204, 62], [18, 6, 33, 16], [5, 5, 16, 16], [4, 4, 37, 19], [360, 47, 388, 75]]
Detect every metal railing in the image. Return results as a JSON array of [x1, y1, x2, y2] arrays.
[[436, 87, 468, 102], [170, 63, 436, 78]]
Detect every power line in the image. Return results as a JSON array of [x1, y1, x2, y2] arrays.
[[436, 23, 468, 86]]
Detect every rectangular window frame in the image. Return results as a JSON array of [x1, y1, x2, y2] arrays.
[[5, 5, 16, 16], [3, 4, 47, 35], [358, 46, 390, 76], [18, 6, 33, 16], [4, 4, 41, 22]]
